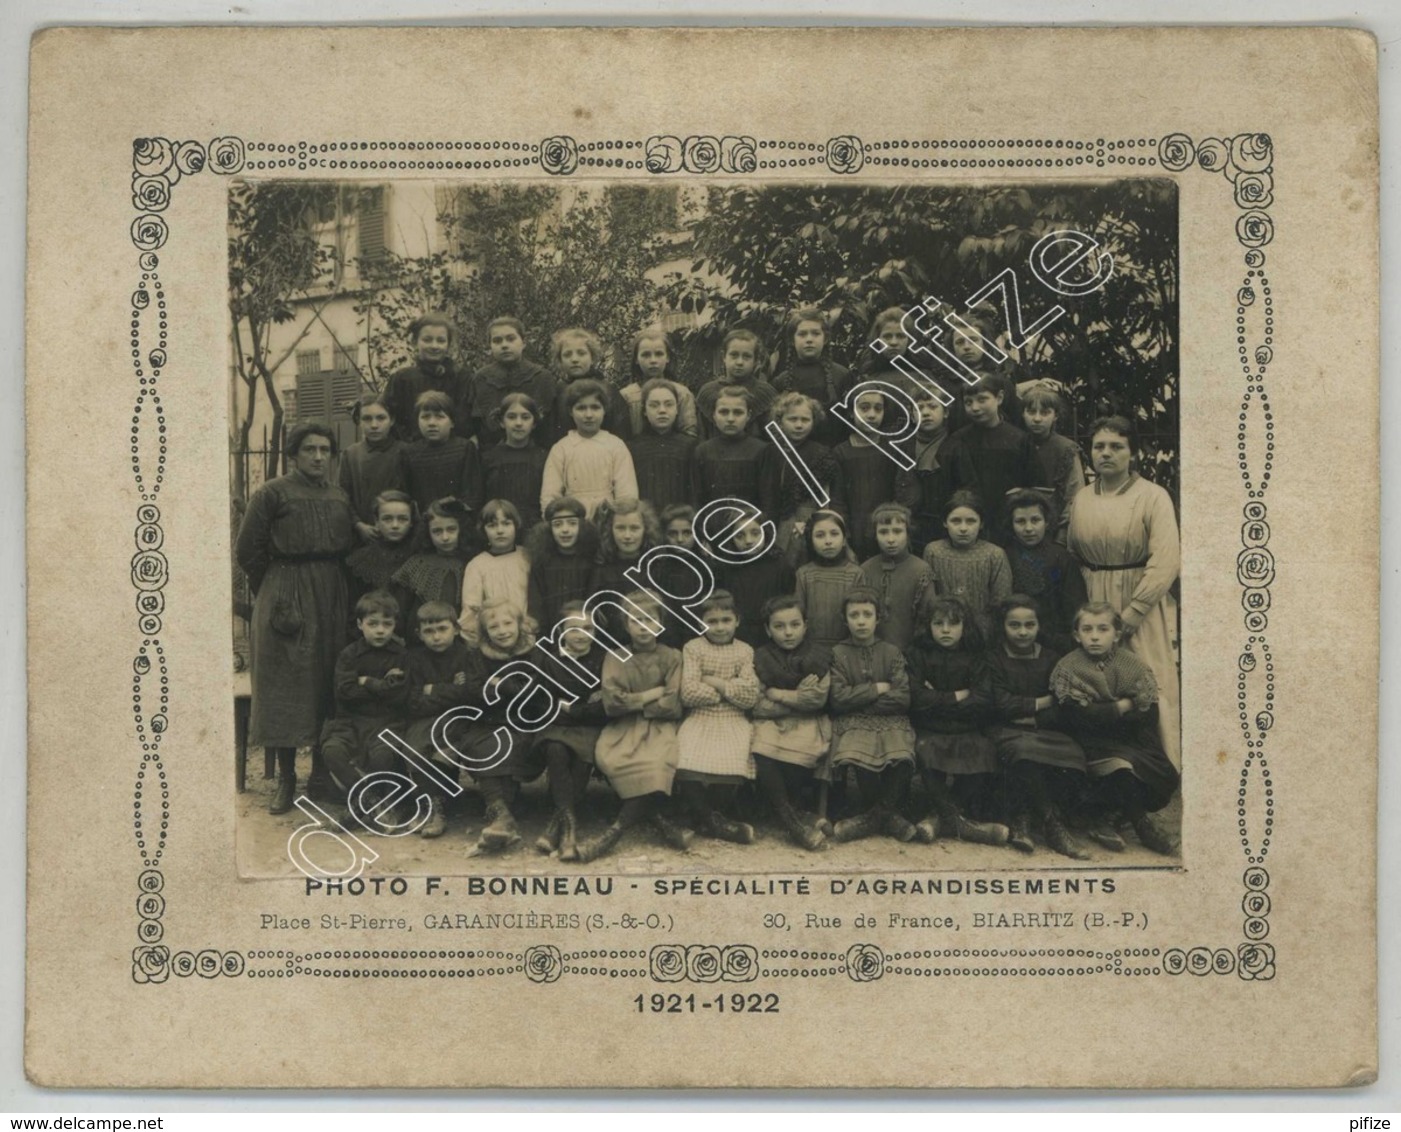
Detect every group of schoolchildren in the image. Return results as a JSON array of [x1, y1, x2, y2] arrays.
[[308, 305, 1181, 864]]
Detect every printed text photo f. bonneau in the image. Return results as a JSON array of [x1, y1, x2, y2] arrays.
[[230, 178, 1181, 875]]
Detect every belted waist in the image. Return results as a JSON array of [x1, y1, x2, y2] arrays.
[[271, 551, 345, 564]]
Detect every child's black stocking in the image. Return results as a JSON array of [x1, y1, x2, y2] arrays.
[[831, 767, 893, 843], [571, 757, 592, 805], [645, 791, 694, 850], [918, 769, 958, 831], [535, 741, 581, 858], [543, 742, 575, 809], [950, 772, 1000, 822], [576, 792, 690, 863], [617, 796, 650, 829], [1010, 761, 1049, 815], [1093, 770, 1177, 855], [878, 762, 913, 814], [1011, 761, 1089, 859], [756, 755, 825, 849], [854, 768, 884, 813], [320, 738, 363, 796], [916, 769, 1010, 847], [1092, 769, 1143, 820], [677, 779, 710, 827], [678, 779, 754, 844], [755, 755, 790, 813]]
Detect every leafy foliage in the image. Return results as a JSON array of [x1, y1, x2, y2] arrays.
[[356, 185, 671, 382], [227, 181, 338, 492], [662, 181, 1178, 496]]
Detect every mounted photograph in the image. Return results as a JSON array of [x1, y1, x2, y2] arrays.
[[24, 25, 1377, 1090], [228, 176, 1183, 878]]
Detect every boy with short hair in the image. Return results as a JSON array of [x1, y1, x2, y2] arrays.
[[402, 600, 479, 838], [319, 590, 410, 802], [463, 316, 561, 445]]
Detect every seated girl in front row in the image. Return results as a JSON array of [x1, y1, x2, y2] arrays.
[[531, 600, 609, 862], [985, 594, 1089, 860], [577, 590, 695, 862], [461, 598, 543, 858], [905, 596, 1011, 848], [827, 587, 918, 844], [1051, 601, 1181, 856], [676, 590, 761, 844], [751, 596, 832, 851]]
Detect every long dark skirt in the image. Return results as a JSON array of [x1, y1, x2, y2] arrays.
[[1080, 735, 1179, 812], [987, 724, 1086, 773], [248, 560, 348, 748], [915, 729, 998, 776]]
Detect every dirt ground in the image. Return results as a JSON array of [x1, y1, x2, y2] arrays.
[[236, 750, 1182, 878]]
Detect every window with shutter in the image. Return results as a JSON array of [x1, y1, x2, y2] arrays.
[[357, 187, 387, 262], [295, 372, 331, 422], [334, 345, 357, 374], [295, 369, 363, 455], [330, 371, 362, 418], [296, 348, 322, 376]]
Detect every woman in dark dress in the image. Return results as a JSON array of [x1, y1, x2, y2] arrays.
[[236, 424, 357, 813]]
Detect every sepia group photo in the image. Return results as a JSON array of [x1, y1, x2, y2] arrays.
[[229, 176, 1182, 877]]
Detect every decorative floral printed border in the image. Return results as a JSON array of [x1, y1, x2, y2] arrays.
[[126, 131, 1276, 985]]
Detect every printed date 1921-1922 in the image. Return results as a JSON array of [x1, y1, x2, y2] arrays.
[[635, 993, 780, 1014]]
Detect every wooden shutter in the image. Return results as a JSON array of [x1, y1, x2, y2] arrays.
[[295, 371, 331, 422], [357, 187, 386, 262], [295, 370, 363, 462]]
